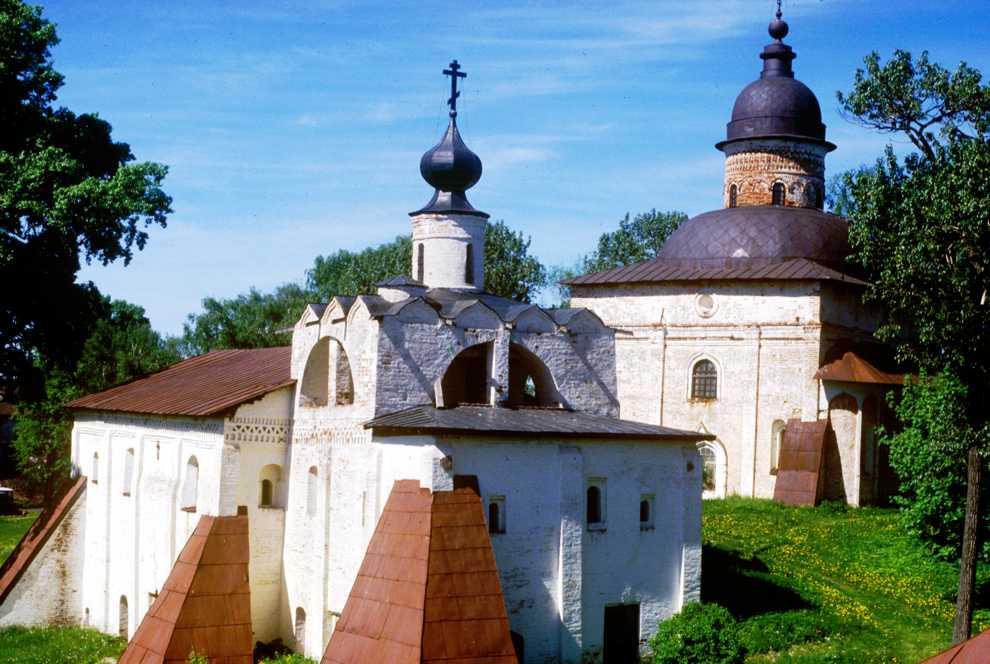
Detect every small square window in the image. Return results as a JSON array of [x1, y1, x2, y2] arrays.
[[488, 496, 506, 534], [640, 494, 655, 531]]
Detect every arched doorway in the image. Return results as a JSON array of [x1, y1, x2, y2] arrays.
[[697, 440, 726, 499]]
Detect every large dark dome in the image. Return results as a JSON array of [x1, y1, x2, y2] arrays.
[[658, 206, 850, 264], [716, 18, 834, 151]]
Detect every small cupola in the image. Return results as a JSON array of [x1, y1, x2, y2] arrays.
[[409, 60, 488, 291], [717, 4, 835, 210]]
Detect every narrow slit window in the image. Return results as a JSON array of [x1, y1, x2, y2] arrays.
[[464, 243, 474, 285], [772, 182, 785, 206], [295, 607, 306, 646], [691, 359, 718, 400], [729, 184, 737, 208], [586, 480, 606, 530], [640, 494, 655, 530], [181, 456, 198, 512], [91, 452, 99, 484], [122, 448, 135, 496], [416, 243, 425, 282], [307, 466, 318, 516], [488, 496, 506, 534], [118, 595, 129, 639]]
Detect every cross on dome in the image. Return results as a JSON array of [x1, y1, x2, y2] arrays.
[[443, 59, 467, 118]]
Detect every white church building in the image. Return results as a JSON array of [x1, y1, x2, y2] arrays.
[[0, 11, 900, 664]]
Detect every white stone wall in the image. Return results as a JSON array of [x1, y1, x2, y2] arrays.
[[372, 434, 701, 663], [410, 212, 487, 289], [573, 282, 824, 498], [0, 488, 86, 627], [71, 412, 225, 638]]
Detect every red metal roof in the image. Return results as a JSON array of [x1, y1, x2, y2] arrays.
[[922, 628, 990, 663], [119, 515, 253, 664], [772, 419, 829, 507], [67, 347, 293, 417], [322, 480, 517, 664], [0, 475, 86, 606], [815, 352, 904, 385]]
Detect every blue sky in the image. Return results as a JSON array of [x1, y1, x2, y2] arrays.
[[38, 0, 990, 335]]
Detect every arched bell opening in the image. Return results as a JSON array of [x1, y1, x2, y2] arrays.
[[439, 341, 493, 407], [507, 343, 561, 408]]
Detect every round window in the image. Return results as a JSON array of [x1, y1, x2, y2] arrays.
[[695, 293, 717, 318]]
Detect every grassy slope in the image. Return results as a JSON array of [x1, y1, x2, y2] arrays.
[[703, 498, 986, 663], [0, 514, 36, 564]]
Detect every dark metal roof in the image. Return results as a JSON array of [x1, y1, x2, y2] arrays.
[[322, 480, 517, 664], [120, 515, 252, 664], [366, 405, 711, 441], [566, 206, 863, 287], [716, 17, 834, 151], [412, 117, 488, 218], [566, 257, 864, 287], [377, 275, 426, 288], [68, 347, 293, 417]]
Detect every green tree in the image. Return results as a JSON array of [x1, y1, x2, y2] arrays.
[[582, 209, 687, 274], [180, 283, 311, 356], [307, 235, 412, 301], [14, 298, 179, 502], [482, 220, 546, 303], [838, 50, 990, 642], [0, 0, 171, 400]]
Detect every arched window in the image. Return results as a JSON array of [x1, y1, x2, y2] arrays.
[[307, 466, 319, 516], [728, 184, 738, 208], [770, 420, 786, 474], [119, 595, 129, 639], [690, 359, 718, 400], [260, 480, 273, 507], [181, 456, 199, 512], [507, 343, 561, 407], [295, 606, 306, 646], [586, 480, 605, 529], [91, 452, 99, 484], [122, 448, 135, 496], [771, 182, 785, 206], [464, 243, 475, 285], [639, 494, 655, 530], [416, 243, 425, 282], [259, 464, 283, 508], [815, 185, 824, 209], [439, 342, 493, 407], [299, 338, 330, 407]]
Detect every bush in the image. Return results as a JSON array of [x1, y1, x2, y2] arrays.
[[737, 610, 838, 654], [649, 602, 745, 664]]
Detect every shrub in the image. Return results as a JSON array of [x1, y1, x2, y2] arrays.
[[737, 610, 838, 654], [649, 602, 745, 664]]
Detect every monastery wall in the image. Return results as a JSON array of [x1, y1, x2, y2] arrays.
[[71, 412, 225, 639], [0, 489, 85, 627], [573, 282, 823, 498], [370, 434, 701, 663]]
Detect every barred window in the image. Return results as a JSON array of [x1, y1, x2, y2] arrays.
[[691, 359, 718, 400], [729, 184, 737, 208], [772, 182, 786, 206]]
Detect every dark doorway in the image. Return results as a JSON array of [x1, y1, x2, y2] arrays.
[[510, 631, 524, 663], [603, 603, 639, 663], [440, 342, 491, 406]]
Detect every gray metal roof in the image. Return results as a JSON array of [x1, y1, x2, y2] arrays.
[[365, 405, 712, 441], [566, 257, 864, 287]]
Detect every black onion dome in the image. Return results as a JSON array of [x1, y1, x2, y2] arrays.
[[411, 119, 488, 217], [716, 16, 835, 152], [658, 206, 850, 264]]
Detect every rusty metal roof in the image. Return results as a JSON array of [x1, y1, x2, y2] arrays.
[[322, 480, 517, 664], [815, 352, 904, 385], [922, 627, 990, 663], [366, 405, 712, 441], [119, 515, 253, 664], [67, 347, 293, 417], [772, 419, 828, 507], [0, 475, 86, 606]]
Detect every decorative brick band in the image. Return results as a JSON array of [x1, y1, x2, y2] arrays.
[[722, 139, 826, 209]]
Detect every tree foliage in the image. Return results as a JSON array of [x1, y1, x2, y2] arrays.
[[308, 235, 412, 301], [837, 49, 990, 160], [882, 373, 990, 562], [582, 209, 687, 274], [0, 0, 171, 399], [481, 220, 546, 303], [14, 299, 178, 502]]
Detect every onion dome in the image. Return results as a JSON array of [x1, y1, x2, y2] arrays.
[[411, 60, 488, 218], [715, 9, 835, 152]]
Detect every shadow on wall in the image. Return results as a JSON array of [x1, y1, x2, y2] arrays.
[[701, 546, 811, 619]]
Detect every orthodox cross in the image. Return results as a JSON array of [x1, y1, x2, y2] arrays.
[[776, 0, 782, 20], [443, 60, 467, 118]]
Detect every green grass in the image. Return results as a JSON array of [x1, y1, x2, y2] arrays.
[[0, 513, 37, 564], [702, 497, 987, 663], [0, 625, 125, 663]]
